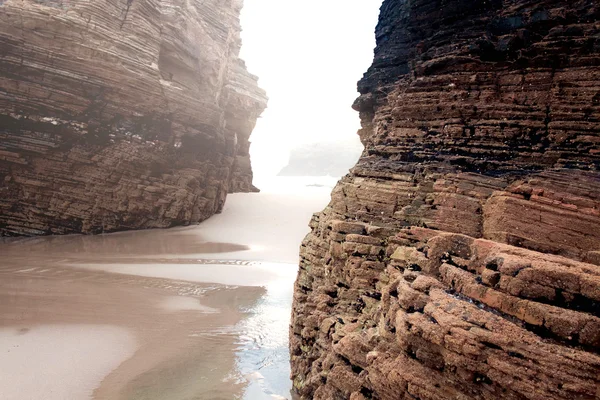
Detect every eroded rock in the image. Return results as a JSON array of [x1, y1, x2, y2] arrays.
[[0, 0, 266, 235], [291, 0, 600, 398]]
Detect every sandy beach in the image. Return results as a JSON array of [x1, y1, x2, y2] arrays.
[[0, 177, 334, 400]]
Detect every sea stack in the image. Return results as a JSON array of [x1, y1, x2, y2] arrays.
[[0, 0, 266, 236], [291, 0, 600, 399]]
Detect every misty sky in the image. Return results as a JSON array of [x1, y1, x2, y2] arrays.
[[239, 0, 383, 177]]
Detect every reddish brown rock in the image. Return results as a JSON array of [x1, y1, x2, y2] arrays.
[[0, 0, 266, 235], [291, 0, 600, 399]]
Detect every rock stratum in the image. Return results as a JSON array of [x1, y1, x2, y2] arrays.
[[0, 0, 266, 236], [291, 1, 600, 399]]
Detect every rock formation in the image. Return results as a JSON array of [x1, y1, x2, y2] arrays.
[[0, 0, 266, 236], [291, 0, 600, 399], [278, 139, 363, 178]]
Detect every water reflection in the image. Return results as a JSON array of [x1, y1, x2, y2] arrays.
[[0, 181, 334, 399], [0, 227, 249, 258], [236, 276, 296, 400], [0, 233, 296, 399]]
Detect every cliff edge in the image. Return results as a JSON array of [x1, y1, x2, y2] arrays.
[[291, 1, 600, 399], [0, 0, 266, 235]]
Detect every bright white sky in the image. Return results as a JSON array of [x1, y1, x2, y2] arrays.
[[239, 0, 383, 177]]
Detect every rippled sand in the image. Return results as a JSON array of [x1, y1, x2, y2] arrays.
[[0, 177, 333, 400]]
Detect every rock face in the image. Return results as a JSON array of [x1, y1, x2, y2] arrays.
[[291, 1, 600, 399], [0, 0, 266, 236]]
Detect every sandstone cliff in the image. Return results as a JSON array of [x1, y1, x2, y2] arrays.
[[0, 0, 266, 235], [291, 1, 600, 399]]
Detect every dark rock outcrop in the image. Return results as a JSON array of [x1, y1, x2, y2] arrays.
[[0, 0, 266, 236], [291, 1, 600, 399]]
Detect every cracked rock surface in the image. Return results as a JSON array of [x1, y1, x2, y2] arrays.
[[0, 0, 266, 235], [290, 0, 600, 399]]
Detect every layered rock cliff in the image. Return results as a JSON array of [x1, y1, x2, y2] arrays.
[[0, 0, 266, 236], [291, 1, 600, 399]]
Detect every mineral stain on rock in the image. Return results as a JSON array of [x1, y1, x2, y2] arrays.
[[0, 0, 267, 236], [290, 0, 600, 399]]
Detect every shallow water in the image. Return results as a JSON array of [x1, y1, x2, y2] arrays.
[[0, 177, 333, 399]]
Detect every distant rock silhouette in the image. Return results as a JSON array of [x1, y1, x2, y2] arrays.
[[278, 140, 363, 177]]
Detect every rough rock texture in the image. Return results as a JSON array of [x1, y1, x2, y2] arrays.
[[291, 1, 600, 399], [0, 0, 266, 236]]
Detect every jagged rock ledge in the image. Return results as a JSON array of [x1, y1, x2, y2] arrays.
[[0, 0, 266, 236], [291, 0, 600, 399]]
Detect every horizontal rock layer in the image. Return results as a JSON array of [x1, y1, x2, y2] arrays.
[[291, 0, 600, 399], [0, 0, 266, 235]]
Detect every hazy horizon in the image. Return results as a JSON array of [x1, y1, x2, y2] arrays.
[[239, 0, 383, 178]]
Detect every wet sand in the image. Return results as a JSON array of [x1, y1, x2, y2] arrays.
[[0, 259, 264, 400], [0, 177, 333, 400], [0, 325, 136, 400]]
